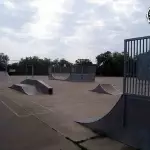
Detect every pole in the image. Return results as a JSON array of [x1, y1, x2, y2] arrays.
[[32, 65, 34, 78], [26, 64, 28, 79], [123, 40, 127, 127], [4, 61, 7, 76], [82, 66, 83, 74], [5, 61, 7, 73]]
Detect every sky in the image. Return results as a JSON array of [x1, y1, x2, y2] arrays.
[[0, 0, 150, 63]]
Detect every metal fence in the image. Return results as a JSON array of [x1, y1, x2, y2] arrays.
[[49, 65, 96, 74], [71, 65, 96, 74], [124, 36, 150, 96], [49, 66, 71, 74]]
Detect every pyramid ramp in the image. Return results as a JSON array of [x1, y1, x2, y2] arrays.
[[10, 84, 39, 95], [76, 94, 150, 150], [10, 79, 53, 95], [91, 84, 122, 95]]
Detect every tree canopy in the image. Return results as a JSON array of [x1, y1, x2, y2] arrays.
[[96, 51, 124, 76], [75, 59, 93, 66], [3, 50, 127, 76], [0, 53, 9, 71]]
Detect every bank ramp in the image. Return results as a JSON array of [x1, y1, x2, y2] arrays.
[[10, 79, 53, 95], [91, 84, 122, 95]]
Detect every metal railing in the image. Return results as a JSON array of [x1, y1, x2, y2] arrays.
[[49, 65, 96, 74], [124, 36, 150, 96]]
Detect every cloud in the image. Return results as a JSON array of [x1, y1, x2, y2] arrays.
[[0, 37, 54, 61], [0, 0, 35, 31], [0, 0, 150, 63], [3, 0, 15, 9], [23, 0, 74, 39]]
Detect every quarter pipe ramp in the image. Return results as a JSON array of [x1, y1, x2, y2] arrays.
[[69, 74, 95, 82], [48, 73, 71, 81], [49, 73, 95, 82], [0, 71, 11, 88], [10, 79, 53, 95], [0, 71, 9, 81], [76, 94, 150, 150], [91, 84, 122, 95]]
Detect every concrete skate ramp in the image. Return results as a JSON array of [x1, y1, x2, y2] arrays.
[[0, 71, 9, 81], [69, 74, 95, 82], [0, 71, 10, 85], [49, 73, 95, 82], [10, 84, 39, 95], [10, 79, 53, 95], [91, 84, 122, 95], [76, 94, 150, 150], [49, 73, 71, 81], [0, 71, 11, 88]]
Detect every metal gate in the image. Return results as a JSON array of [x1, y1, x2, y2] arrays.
[[124, 36, 150, 96], [77, 36, 150, 150]]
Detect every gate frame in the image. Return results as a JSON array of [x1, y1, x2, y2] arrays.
[[123, 35, 150, 127]]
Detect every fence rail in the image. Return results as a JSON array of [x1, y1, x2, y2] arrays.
[[49, 65, 96, 74], [124, 36, 150, 97]]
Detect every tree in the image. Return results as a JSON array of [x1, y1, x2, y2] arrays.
[[9, 56, 73, 75], [50, 59, 72, 73], [0, 53, 9, 63], [51, 59, 59, 67], [0, 53, 9, 71], [96, 51, 124, 76], [111, 52, 124, 76], [9, 56, 52, 75], [59, 59, 72, 67], [43, 58, 51, 65], [96, 51, 112, 67], [75, 59, 93, 65]]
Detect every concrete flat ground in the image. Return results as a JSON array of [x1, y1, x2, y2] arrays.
[[0, 76, 134, 150]]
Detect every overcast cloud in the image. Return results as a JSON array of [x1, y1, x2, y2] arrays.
[[0, 0, 150, 63]]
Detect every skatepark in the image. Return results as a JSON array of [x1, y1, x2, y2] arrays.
[[0, 73, 131, 150], [0, 35, 150, 150]]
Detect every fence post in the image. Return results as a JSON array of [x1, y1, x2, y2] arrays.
[[123, 39, 127, 127], [32, 65, 34, 78]]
